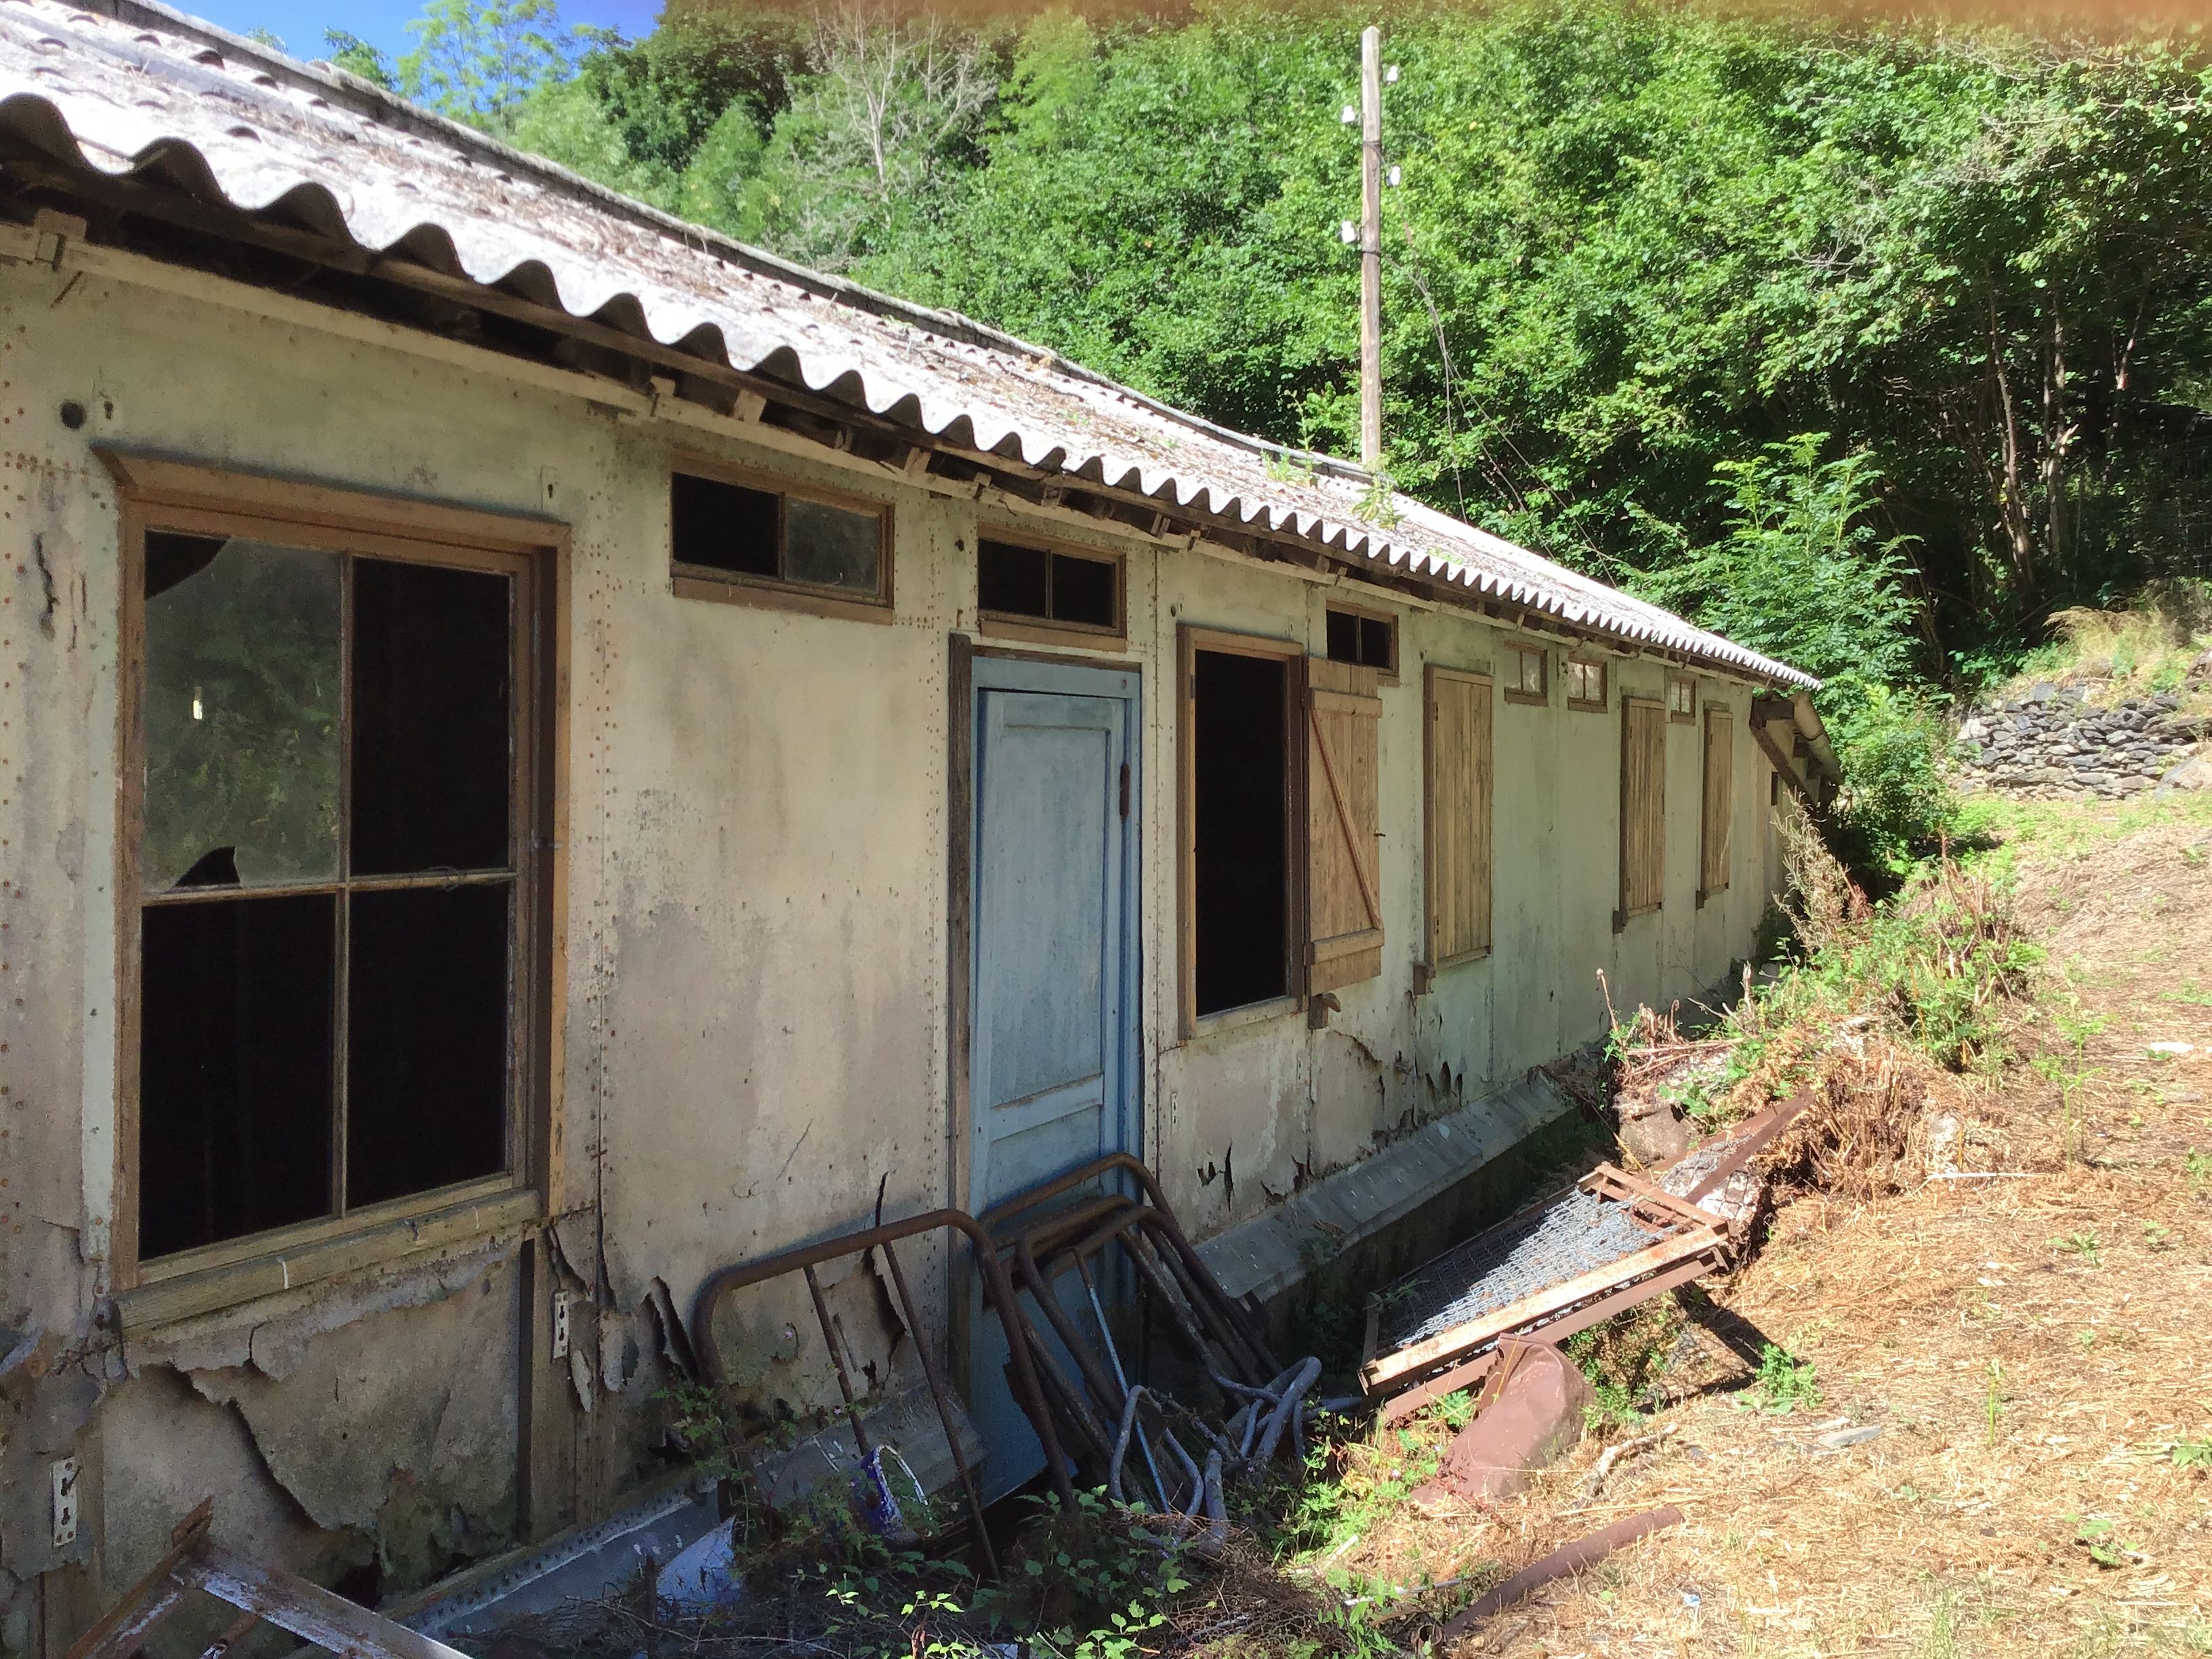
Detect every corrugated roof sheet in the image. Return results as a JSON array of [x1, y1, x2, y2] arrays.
[[0, 0, 1815, 687]]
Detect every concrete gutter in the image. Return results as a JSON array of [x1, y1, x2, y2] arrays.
[[1197, 1071, 1581, 1310]]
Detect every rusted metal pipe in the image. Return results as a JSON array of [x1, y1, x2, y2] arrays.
[[691, 1207, 1073, 1505], [878, 1239, 998, 1577], [801, 1265, 875, 1461], [1438, 1506, 1685, 1639]]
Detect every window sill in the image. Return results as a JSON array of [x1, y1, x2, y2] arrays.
[[1185, 993, 1303, 1042], [115, 1181, 542, 1332], [1612, 902, 1662, 933], [977, 613, 1127, 649], [673, 569, 893, 624], [1502, 689, 1547, 707], [1566, 698, 1609, 713], [1668, 712, 1697, 725]]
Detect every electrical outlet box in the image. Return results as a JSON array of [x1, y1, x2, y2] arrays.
[[551, 1290, 571, 1361], [50, 1458, 79, 1549]]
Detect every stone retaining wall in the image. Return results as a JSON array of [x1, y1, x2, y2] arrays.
[[1953, 665, 2211, 800]]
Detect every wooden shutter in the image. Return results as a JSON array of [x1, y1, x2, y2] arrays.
[[1425, 665, 1493, 966], [1699, 703, 1734, 902], [1616, 696, 1666, 927], [1306, 657, 1383, 991]]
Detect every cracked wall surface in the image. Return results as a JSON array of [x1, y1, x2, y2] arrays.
[[0, 248, 1790, 1655]]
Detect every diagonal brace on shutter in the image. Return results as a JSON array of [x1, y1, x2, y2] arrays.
[[1308, 693, 1382, 938]]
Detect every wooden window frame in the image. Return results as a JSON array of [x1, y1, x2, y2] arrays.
[[1177, 626, 1306, 1040], [1502, 643, 1548, 707], [1666, 674, 1698, 724], [1564, 655, 1610, 712], [1698, 702, 1734, 906], [669, 449, 895, 624], [1322, 600, 1400, 684], [974, 529, 1127, 647], [1615, 694, 1666, 930], [1423, 665, 1494, 972], [99, 452, 566, 1330]]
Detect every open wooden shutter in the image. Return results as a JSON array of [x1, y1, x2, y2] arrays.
[[1306, 657, 1383, 992], [1699, 703, 1733, 903], [1425, 665, 1493, 966], [1616, 696, 1666, 928]]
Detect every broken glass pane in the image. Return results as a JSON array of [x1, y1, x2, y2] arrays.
[[785, 498, 880, 592], [143, 535, 342, 890]]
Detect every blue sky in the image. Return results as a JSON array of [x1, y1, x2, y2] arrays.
[[192, 0, 659, 66]]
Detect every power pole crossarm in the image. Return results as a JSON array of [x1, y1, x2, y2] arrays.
[[1358, 23, 1384, 474]]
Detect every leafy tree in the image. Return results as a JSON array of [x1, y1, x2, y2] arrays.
[[398, 0, 577, 135], [1641, 435, 1950, 865], [323, 28, 398, 89]]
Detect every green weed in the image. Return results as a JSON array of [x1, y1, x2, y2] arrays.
[[1752, 1343, 1822, 1414], [2053, 1230, 2103, 1265], [2172, 1437, 2212, 1470], [2070, 1514, 2142, 1569]]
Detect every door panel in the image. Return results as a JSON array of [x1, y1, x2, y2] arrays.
[[965, 666, 1138, 1499], [971, 690, 1123, 1209]]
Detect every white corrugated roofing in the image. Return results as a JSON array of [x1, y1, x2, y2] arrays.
[[0, 0, 1814, 687]]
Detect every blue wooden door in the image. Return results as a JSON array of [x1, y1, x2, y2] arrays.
[[966, 659, 1139, 1496]]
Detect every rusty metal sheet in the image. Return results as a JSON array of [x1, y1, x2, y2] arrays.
[[0, 0, 1816, 687]]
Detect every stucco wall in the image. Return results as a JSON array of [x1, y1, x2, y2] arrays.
[[0, 251, 1788, 1647]]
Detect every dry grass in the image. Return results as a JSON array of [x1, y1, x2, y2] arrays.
[[1277, 798, 2212, 1659], [2002, 583, 2212, 710]]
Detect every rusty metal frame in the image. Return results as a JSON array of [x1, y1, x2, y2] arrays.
[[691, 1207, 1074, 1567], [979, 1151, 1278, 1371]]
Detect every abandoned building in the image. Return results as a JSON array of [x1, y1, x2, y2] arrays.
[[0, 0, 1839, 1649]]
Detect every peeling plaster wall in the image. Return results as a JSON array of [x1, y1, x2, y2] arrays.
[[0, 251, 1793, 1650], [1145, 571, 1782, 1237]]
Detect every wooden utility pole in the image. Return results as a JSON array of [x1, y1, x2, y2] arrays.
[[1358, 24, 1384, 471]]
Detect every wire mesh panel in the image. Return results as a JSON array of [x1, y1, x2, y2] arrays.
[[1374, 1185, 1663, 1356]]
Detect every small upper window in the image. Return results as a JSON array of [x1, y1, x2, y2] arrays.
[[1325, 607, 1396, 676], [672, 465, 888, 607], [978, 539, 1121, 634], [1565, 657, 1607, 710], [1504, 644, 1547, 705], [1666, 676, 1697, 722]]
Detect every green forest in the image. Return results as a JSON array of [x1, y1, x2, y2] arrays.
[[316, 0, 2212, 861]]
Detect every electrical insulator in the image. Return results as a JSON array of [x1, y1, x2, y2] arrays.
[[1385, 64, 1399, 83], [1388, 165, 1403, 188], [1340, 104, 1357, 125], [1339, 220, 1358, 245]]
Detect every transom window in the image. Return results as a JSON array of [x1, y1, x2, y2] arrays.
[[132, 523, 535, 1263], [671, 461, 890, 610], [1324, 605, 1396, 675], [1666, 676, 1697, 722], [1504, 644, 1547, 704], [1565, 656, 1608, 709], [977, 537, 1121, 634]]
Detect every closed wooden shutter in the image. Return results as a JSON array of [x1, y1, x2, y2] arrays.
[[1700, 703, 1733, 902], [1307, 657, 1383, 991], [1617, 696, 1666, 926], [1425, 665, 1493, 966]]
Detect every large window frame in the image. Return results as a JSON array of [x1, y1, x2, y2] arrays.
[[102, 454, 564, 1327], [1176, 626, 1306, 1038]]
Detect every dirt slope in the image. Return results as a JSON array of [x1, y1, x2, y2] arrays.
[[1346, 802, 2212, 1658]]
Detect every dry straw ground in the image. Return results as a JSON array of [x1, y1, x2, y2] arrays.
[[1297, 797, 2212, 1658]]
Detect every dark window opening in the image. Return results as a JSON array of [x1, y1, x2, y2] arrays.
[[346, 884, 511, 1207], [672, 469, 883, 596], [1192, 651, 1289, 1017], [352, 558, 511, 874], [1325, 607, 1394, 673], [140, 893, 336, 1258], [671, 472, 777, 578], [138, 529, 524, 1261], [978, 539, 1119, 631]]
